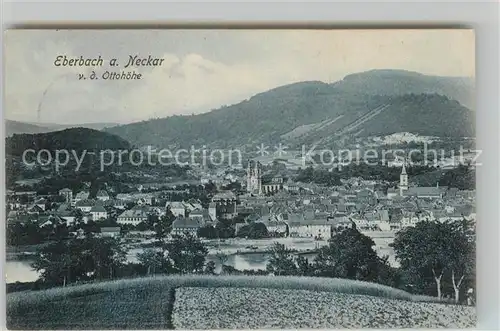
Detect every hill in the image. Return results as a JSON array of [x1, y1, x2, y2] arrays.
[[105, 70, 475, 149], [5, 127, 132, 156], [4, 120, 54, 136], [6, 275, 474, 330], [5, 120, 119, 136], [335, 69, 474, 109]]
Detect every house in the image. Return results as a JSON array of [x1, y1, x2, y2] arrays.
[[75, 199, 94, 213], [116, 193, 133, 201], [112, 199, 127, 210], [183, 201, 203, 213], [208, 202, 217, 221], [283, 179, 299, 193], [286, 213, 334, 240], [262, 176, 285, 195], [211, 191, 238, 220], [73, 191, 90, 205], [167, 201, 186, 217], [117, 208, 149, 226], [7, 210, 19, 223], [34, 198, 47, 211], [171, 217, 201, 237], [188, 208, 210, 225], [387, 188, 399, 200], [70, 228, 86, 239], [7, 197, 28, 210], [402, 187, 443, 199], [100, 227, 121, 238], [38, 214, 65, 228], [90, 205, 108, 221], [149, 206, 167, 217], [374, 191, 388, 201], [27, 204, 44, 214], [59, 188, 73, 203], [356, 189, 374, 201], [259, 216, 288, 236], [133, 193, 154, 205], [96, 190, 110, 202], [55, 203, 81, 226]]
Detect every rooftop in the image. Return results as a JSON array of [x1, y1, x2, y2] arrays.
[[118, 209, 148, 218], [90, 205, 107, 213], [100, 227, 120, 232], [403, 187, 442, 197], [212, 191, 237, 201], [75, 199, 95, 207], [172, 217, 201, 228]]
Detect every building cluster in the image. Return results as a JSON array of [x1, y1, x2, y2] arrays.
[[239, 161, 475, 237], [6, 161, 475, 241]]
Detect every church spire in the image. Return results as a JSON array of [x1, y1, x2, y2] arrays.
[[399, 158, 409, 196]]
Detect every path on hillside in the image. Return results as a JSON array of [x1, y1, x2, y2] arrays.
[[312, 103, 390, 148]]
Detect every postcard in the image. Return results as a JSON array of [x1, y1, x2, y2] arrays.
[[4, 29, 476, 329]]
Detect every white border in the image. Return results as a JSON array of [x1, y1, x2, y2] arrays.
[[1, 1, 499, 330]]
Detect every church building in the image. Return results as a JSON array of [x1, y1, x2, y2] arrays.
[[246, 160, 285, 195], [246, 160, 263, 195], [387, 161, 444, 200]]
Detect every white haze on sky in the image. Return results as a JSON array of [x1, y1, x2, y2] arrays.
[[4, 29, 475, 124]]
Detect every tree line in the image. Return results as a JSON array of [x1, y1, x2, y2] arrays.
[[265, 219, 474, 303], [10, 215, 474, 305]]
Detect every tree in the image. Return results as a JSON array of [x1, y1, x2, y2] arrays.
[[439, 164, 475, 190], [446, 218, 475, 303], [236, 222, 269, 239], [137, 248, 172, 275], [391, 219, 475, 300], [31, 234, 126, 286], [32, 239, 80, 286], [215, 219, 235, 239], [136, 221, 149, 232], [215, 251, 228, 267], [392, 221, 446, 298], [197, 225, 218, 239], [295, 255, 313, 276], [375, 255, 402, 289], [313, 228, 382, 282], [82, 220, 100, 234], [7, 222, 44, 246], [88, 236, 127, 280], [204, 261, 216, 274], [266, 243, 297, 276], [164, 233, 208, 274], [204, 181, 217, 194], [153, 211, 175, 243]]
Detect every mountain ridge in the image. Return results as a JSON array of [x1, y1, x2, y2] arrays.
[[5, 127, 132, 156], [5, 120, 120, 137], [5, 70, 475, 149], [104, 70, 474, 149]]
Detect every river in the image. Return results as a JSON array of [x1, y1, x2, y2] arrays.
[[5, 252, 301, 283], [5, 232, 397, 284]]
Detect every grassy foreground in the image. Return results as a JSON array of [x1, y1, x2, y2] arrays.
[[7, 275, 446, 330], [174, 287, 476, 329]]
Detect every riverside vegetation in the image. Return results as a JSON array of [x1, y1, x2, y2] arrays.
[[6, 215, 475, 329]]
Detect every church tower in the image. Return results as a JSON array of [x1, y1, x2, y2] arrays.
[[399, 160, 408, 196], [246, 160, 262, 194]]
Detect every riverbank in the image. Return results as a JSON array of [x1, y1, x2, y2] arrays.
[[5, 231, 398, 284], [6, 243, 49, 261]]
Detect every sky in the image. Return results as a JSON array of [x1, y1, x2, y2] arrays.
[[4, 29, 475, 125]]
